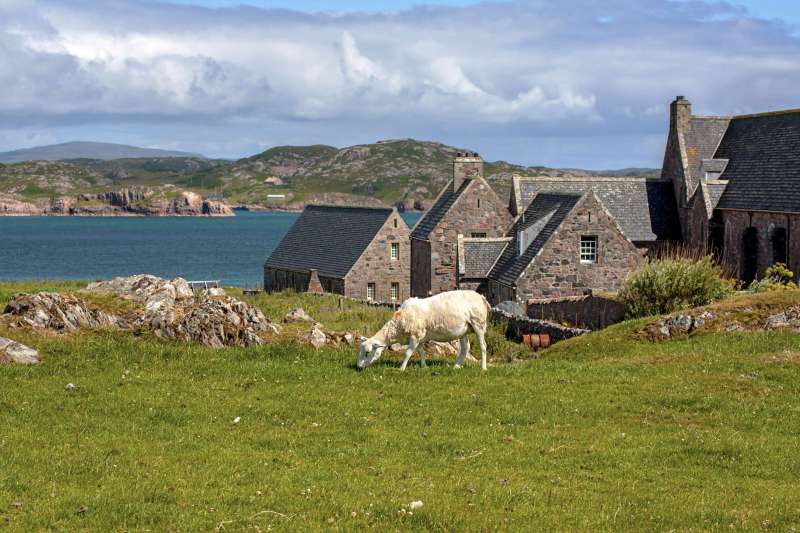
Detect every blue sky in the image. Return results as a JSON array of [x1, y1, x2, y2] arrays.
[[2, 0, 800, 168]]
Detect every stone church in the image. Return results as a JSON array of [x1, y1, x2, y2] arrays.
[[413, 96, 800, 303]]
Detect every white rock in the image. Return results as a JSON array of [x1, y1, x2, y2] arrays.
[[409, 500, 424, 510], [309, 327, 327, 348], [65, 383, 76, 391], [0, 337, 40, 365], [233, 416, 241, 424]]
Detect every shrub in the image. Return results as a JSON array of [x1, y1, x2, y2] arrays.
[[619, 256, 734, 318], [748, 263, 799, 293]]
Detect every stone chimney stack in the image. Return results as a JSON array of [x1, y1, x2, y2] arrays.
[[453, 152, 483, 192], [670, 95, 692, 137]]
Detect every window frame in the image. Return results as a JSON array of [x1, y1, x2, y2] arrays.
[[471, 232, 487, 238], [367, 282, 376, 301], [390, 242, 400, 260], [580, 235, 598, 264], [390, 282, 399, 301]]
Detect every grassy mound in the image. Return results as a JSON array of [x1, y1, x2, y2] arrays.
[[1, 283, 800, 530]]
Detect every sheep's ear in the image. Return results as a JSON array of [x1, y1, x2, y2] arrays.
[[393, 311, 401, 319]]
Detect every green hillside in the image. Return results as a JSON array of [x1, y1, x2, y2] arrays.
[[0, 140, 660, 209]]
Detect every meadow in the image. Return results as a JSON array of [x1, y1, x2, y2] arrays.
[[1, 282, 800, 531]]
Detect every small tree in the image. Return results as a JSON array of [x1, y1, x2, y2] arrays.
[[620, 256, 734, 318], [748, 263, 798, 293]]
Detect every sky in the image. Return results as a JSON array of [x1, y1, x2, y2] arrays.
[[1, 0, 799, 169]]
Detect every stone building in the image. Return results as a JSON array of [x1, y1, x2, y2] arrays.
[[482, 192, 644, 302], [660, 96, 800, 282], [264, 205, 410, 302], [410, 154, 512, 296]]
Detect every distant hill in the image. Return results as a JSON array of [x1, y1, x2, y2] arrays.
[[0, 139, 660, 209], [0, 142, 204, 163]]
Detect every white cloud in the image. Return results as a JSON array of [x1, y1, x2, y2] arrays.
[[0, 0, 799, 167]]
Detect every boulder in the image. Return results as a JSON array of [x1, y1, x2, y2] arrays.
[[284, 307, 314, 323], [658, 314, 694, 338], [2, 292, 121, 332], [0, 337, 40, 365], [308, 326, 327, 348], [85, 274, 193, 315], [204, 288, 226, 297]]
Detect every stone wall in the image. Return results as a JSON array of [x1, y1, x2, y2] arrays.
[[719, 210, 800, 282], [265, 268, 345, 295], [425, 179, 512, 295], [492, 308, 589, 344], [512, 194, 644, 301], [660, 96, 693, 239], [526, 294, 628, 330], [345, 211, 410, 302]]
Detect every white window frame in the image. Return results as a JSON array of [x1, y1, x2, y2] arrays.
[[390, 282, 399, 301], [471, 232, 487, 238], [580, 236, 598, 264], [367, 283, 376, 301], [390, 242, 399, 260]]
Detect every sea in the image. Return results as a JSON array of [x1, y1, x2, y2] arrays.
[[0, 211, 422, 287]]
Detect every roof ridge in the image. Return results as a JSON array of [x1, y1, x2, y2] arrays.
[[306, 204, 393, 212], [731, 108, 800, 119], [461, 237, 513, 242], [515, 176, 668, 183]]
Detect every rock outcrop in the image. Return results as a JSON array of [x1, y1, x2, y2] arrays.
[[85, 275, 279, 347], [2, 292, 122, 331], [0, 337, 40, 365], [0, 196, 40, 215]]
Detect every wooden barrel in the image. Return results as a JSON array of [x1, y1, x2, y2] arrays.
[[522, 333, 551, 351]]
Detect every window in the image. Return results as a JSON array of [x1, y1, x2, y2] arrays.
[[390, 242, 399, 260], [367, 283, 375, 301], [477, 198, 481, 208], [580, 236, 598, 264], [471, 232, 487, 238], [391, 282, 400, 301], [393, 218, 398, 228]]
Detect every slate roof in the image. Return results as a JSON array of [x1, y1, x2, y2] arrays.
[[459, 238, 510, 278], [706, 181, 728, 211], [713, 110, 800, 213], [684, 117, 730, 192], [517, 177, 681, 242], [410, 179, 471, 240], [265, 205, 394, 278], [489, 193, 583, 286]]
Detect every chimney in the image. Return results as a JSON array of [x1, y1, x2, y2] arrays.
[[670, 95, 691, 138], [453, 153, 483, 192]]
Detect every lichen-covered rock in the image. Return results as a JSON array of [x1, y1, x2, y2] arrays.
[[85, 274, 193, 310], [2, 292, 121, 332], [153, 295, 280, 348], [308, 326, 327, 348], [284, 307, 314, 323], [0, 337, 40, 364]]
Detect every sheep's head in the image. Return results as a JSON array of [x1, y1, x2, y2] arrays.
[[356, 336, 386, 370]]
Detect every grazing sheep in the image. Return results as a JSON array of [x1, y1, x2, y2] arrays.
[[356, 290, 491, 371]]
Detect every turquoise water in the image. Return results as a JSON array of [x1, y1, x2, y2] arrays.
[[0, 211, 421, 287]]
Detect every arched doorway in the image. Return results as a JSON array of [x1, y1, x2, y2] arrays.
[[772, 227, 787, 265], [741, 227, 759, 284]]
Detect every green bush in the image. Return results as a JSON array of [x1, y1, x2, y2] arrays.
[[619, 256, 734, 318], [749, 263, 799, 293]]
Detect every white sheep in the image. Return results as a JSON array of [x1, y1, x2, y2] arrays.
[[356, 290, 491, 371]]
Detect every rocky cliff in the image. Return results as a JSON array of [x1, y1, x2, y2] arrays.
[[0, 188, 233, 216]]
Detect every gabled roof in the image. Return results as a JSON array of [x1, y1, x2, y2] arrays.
[[410, 179, 471, 240], [458, 237, 510, 278], [706, 180, 728, 211], [684, 116, 730, 192], [265, 205, 396, 278], [714, 110, 800, 213], [489, 193, 583, 286], [516, 177, 681, 242]]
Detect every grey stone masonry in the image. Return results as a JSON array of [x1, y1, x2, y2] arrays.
[[345, 210, 411, 302], [423, 177, 512, 295]]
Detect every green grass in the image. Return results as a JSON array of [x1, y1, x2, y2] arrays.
[[1, 284, 800, 530]]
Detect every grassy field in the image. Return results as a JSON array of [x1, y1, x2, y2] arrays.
[[1, 283, 800, 531]]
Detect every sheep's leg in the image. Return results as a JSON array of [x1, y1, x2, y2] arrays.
[[474, 325, 488, 371], [455, 336, 469, 368], [400, 337, 418, 371], [416, 342, 427, 368]]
